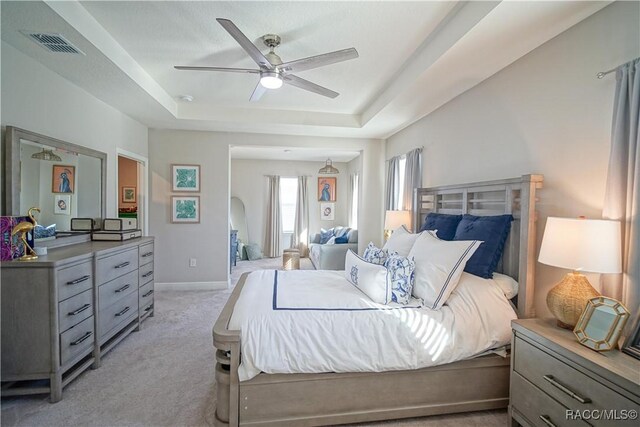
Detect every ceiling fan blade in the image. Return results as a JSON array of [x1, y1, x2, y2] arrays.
[[277, 48, 358, 74], [249, 81, 267, 102], [216, 18, 273, 70], [174, 66, 260, 73], [283, 74, 339, 98]]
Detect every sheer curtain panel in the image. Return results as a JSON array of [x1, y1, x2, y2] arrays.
[[402, 148, 423, 212], [386, 156, 401, 210]]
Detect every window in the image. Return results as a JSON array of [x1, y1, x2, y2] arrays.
[[397, 155, 407, 209], [280, 177, 298, 233]]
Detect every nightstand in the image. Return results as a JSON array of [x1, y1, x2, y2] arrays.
[[510, 318, 640, 427]]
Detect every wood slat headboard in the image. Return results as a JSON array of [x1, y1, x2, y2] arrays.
[[412, 174, 544, 318]]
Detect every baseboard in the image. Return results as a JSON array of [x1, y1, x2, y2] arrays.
[[155, 281, 228, 291]]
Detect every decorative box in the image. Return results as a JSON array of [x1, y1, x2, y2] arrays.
[[71, 218, 99, 231], [103, 218, 137, 231]]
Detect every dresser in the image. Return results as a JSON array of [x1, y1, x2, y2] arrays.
[[510, 319, 640, 427], [1, 237, 154, 402]]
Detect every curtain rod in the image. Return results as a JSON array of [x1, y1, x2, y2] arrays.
[[597, 67, 617, 79]]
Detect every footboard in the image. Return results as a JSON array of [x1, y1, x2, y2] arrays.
[[212, 273, 246, 427], [212, 273, 510, 427]]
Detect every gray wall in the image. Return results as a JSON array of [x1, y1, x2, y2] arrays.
[[1, 42, 148, 218], [149, 129, 384, 288], [385, 1, 640, 317]]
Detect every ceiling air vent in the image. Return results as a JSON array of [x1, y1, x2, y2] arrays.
[[21, 31, 85, 55]]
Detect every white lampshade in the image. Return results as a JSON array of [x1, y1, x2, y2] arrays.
[[538, 217, 621, 274], [384, 210, 411, 231]]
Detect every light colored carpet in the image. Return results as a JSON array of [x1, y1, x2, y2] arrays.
[[1, 257, 506, 426]]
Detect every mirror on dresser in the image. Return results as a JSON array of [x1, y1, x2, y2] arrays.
[[3, 126, 106, 235]]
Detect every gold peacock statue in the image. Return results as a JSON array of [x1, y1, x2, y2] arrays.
[[11, 207, 40, 260]]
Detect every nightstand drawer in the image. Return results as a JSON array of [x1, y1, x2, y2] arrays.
[[511, 372, 590, 427], [514, 336, 638, 424]]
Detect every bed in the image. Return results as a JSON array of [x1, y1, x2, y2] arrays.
[[213, 175, 543, 426]]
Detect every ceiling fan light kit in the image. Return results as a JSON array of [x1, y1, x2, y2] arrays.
[[260, 71, 283, 89], [174, 18, 359, 101]]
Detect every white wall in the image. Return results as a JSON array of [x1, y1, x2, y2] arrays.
[[231, 159, 352, 252], [385, 1, 640, 317], [149, 129, 384, 287], [1, 42, 148, 218]]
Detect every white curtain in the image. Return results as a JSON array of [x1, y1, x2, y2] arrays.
[[348, 173, 359, 229], [402, 148, 423, 211], [386, 156, 401, 210], [602, 58, 639, 330], [291, 176, 309, 257], [264, 175, 281, 258]]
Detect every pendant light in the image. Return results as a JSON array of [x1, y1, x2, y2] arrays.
[[318, 158, 339, 174], [31, 148, 62, 161]]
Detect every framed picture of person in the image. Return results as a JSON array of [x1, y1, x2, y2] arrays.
[[52, 165, 75, 193], [317, 177, 336, 201]]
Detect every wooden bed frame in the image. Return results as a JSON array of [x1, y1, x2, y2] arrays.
[[213, 175, 543, 426]]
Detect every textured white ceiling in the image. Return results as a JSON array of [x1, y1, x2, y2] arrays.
[[1, 1, 611, 139]]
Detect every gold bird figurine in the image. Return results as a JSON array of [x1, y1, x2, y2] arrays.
[[11, 207, 40, 261]]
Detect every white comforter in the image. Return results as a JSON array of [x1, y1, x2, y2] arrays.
[[228, 269, 516, 381]]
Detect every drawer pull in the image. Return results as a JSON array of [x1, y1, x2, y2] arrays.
[[114, 261, 130, 269], [543, 375, 591, 404], [115, 306, 130, 317], [115, 284, 131, 293], [67, 275, 90, 285], [144, 305, 153, 312], [142, 290, 154, 298], [142, 271, 153, 278], [70, 331, 93, 346], [539, 415, 557, 427], [141, 252, 153, 258], [68, 304, 91, 316]]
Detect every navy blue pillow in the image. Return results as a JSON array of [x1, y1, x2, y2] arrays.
[[453, 214, 513, 279], [335, 236, 349, 244], [420, 213, 463, 240]]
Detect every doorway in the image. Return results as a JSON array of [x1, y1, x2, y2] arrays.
[[116, 150, 148, 235]]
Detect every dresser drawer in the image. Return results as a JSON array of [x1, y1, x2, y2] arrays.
[[98, 269, 138, 312], [58, 289, 93, 333], [139, 243, 154, 267], [56, 261, 93, 302], [511, 372, 590, 427], [96, 248, 138, 285], [139, 281, 154, 310], [139, 262, 154, 286], [514, 336, 638, 424], [60, 316, 94, 367], [99, 290, 138, 340]]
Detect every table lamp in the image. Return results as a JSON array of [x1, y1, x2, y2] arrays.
[[538, 217, 621, 329], [384, 210, 411, 241]]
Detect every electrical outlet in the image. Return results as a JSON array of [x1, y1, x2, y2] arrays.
[[189, 258, 197, 267]]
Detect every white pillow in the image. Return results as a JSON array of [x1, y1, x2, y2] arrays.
[[493, 272, 519, 299], [325, 236, 337, 245], [408, 231, 482, 310], [344, 250, 391, 304], [383, 225, 421, 256]]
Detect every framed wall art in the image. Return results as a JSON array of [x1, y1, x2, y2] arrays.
[[52, 165, 75, 193], [172, 164, 200, 192], [320, 202, 335, 221], [122, 186, 136, 203], [171, 196, 200, 223], [54, 195, 71, 215], [318, 177, 336, 201]]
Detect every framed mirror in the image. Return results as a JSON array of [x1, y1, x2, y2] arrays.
[[4, 126, 107, 232], [574, 296, 630, 351]]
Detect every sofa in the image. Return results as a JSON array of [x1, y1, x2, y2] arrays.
[[308, 227, 358, 270]]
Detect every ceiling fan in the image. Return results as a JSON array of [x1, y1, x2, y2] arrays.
[[174, 18, 359, 101]]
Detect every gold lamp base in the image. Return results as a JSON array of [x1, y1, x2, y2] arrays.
[[546, 272, 600, 329]]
